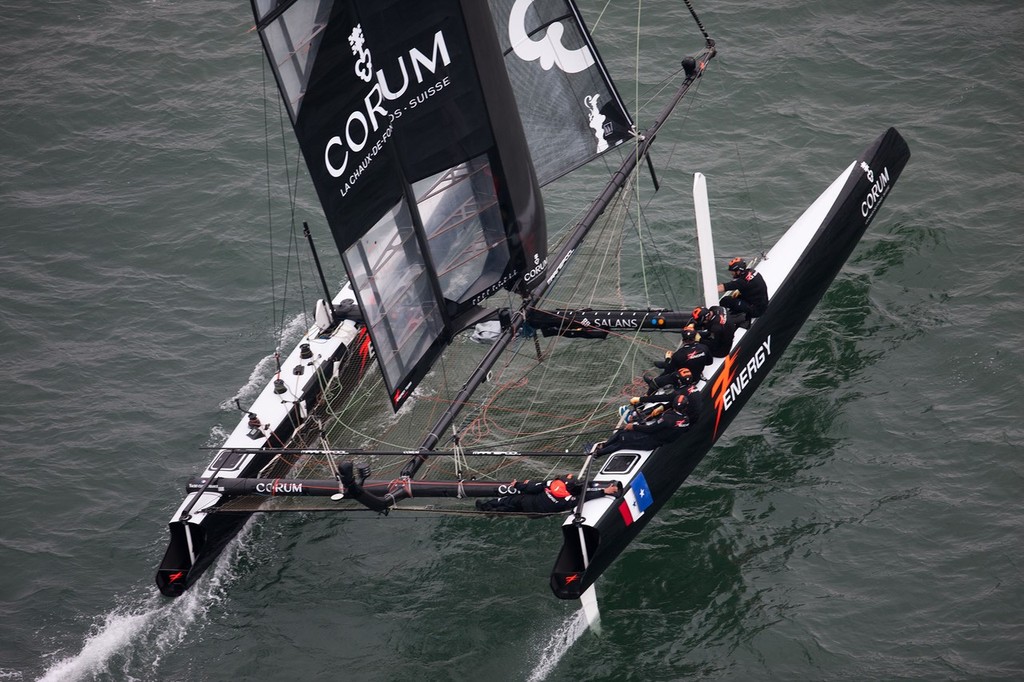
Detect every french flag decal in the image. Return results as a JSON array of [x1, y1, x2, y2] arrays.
[[617, 472, 654, 526]]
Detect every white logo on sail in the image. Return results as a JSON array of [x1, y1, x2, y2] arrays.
[[508, 0, 594, 73], [585, 94, 607, 153], [523, 252, 547, 282], [325, 29, 451, 184], [349, 25, 373, 83]]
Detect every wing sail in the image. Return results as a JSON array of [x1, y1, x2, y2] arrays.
[[253, 0, 548, 408]]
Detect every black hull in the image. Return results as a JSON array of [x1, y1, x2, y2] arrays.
[[156, 319, 367, 598], [156, 508, 254, 597], [551, 128, 911, 598]]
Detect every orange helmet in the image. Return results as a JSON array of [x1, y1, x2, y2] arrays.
[[728, 257, 747, 273], [548, 479, 571, 499]]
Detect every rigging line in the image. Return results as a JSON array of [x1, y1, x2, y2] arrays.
[[470, 331, 562, 445], [606, 69, 706, 311], [636, 66, 686, 192], [578, 331, 649, 442], [635, 1, 642, 134], [629, 182, 684, 311], [469, 407, 616, 442], [637, 67, 706, 214], [630, 191, 675, 309], [583, 189, 627, 309], [286, 220, 309, 344], [458, 310, 625, 450], [639, 62, 708, 215], [411, 56, 715, 468], [527, 219, 647, 451], [624, 160, 653, 305], [631, 0, 643, 310], [275, 95, 301, 345], [618, 71, 683, 125], [465, 427, 612, 451], [590, 0, 613, 31], [261, 55, 279, 333], [316, 374, 411, 451], [733, 141, 768, 260], [479, 337, 598, 444], [289, 149, 314, 331], [466, 417, 610, 448], [638, 67, 685, 113], [637, 68, 710, 310], [427, 379, 590, 424], [591, 7, 701, 122], [497, 365, 551, 445]]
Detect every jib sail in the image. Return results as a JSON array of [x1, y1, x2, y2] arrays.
[[489, 0, 634, 185], [251, 0, 546, 409]]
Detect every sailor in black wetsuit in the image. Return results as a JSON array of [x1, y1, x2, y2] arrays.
[[645, 365, 696, 394], [475, 476, 619, 513], [718, 257, 768, 322], [690, 305, 738, 357], [629, 374, 703, 424], [593, 393, 692, 456], [648, 327, 712, 387]]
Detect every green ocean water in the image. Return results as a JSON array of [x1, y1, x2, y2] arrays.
[[1, 1, 1021, 680]]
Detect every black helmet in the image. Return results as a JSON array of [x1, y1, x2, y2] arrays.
[[681, 327, 698, 342], [673, 393, 688, 410], [675, 367, 694, 383], [728, 257, 747, 273]]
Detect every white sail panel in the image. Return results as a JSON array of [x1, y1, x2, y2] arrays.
[[342, 200, 446, 406], [254, 0, 333, 121], [413, 155, 511, 304]]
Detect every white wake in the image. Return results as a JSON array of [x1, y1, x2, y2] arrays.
[[37, 522, 252, 682], [527, 587, 601, 682]]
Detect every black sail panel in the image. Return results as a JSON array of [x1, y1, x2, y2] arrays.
[[488, 0, 634, 186], [252, 0, 547, 409]]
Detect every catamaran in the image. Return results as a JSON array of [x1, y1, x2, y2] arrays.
[[156, 0, 909, 603]]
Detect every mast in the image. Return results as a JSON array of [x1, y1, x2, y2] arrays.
[[303, 222, 335, 312], [404, 47, 716, 476]]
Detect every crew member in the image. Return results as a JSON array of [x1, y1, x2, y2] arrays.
[[645, 365, 697, 395], [691, 305, 738, 357], [475, 476, 620, 513], [629, 376, 704, 424], [650, 327, 712, 382], [718, 257, 768, 322], [592, 393, 692, 456]]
